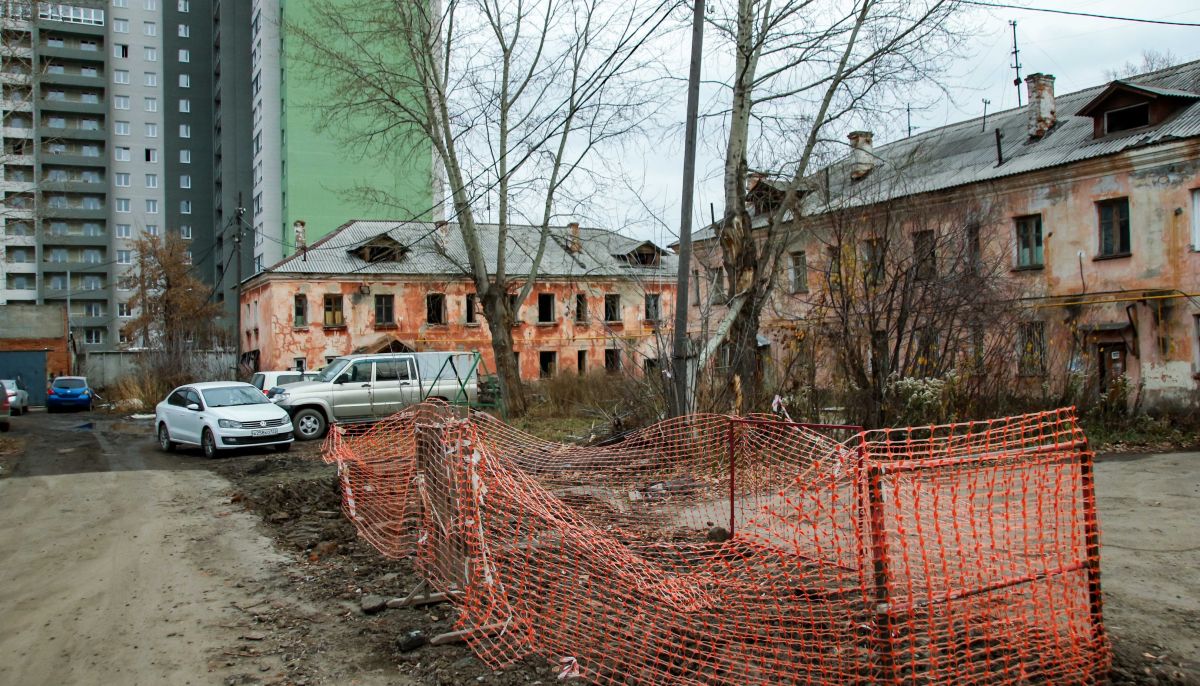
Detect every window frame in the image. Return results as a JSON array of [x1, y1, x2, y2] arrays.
[[426, 293, 446, 325], [603, 294, 621, 323], [322, 294, 344, 327], [1017, 321, 1047, 377], [293, 294, 307, 327], [374, 293, 396, 327], [1014, 214, 1044, 269], [1096, 197, 1131, 258]]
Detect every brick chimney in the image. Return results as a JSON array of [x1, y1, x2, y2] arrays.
[[292, 220, 307, 253], [848, 131, 875, 180], [1025, 73, 1056, 138], [566, 222, 582, 254]]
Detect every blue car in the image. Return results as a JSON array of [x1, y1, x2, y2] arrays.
[[47, 376, 93, 412]]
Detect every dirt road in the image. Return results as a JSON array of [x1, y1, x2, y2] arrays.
[[0, 408, 1196, 685], [0, 411, 299, 686], [1096, 451, 1200, 682]]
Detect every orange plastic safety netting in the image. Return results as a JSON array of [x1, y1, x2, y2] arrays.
[[323, 403, 1108, 685]]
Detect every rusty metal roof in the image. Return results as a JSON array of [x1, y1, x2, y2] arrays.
[[262, 220, 676, 281], [693, 59, 1200, 243]]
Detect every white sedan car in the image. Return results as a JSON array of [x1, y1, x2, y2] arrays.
[[155, 381, 294, 458]]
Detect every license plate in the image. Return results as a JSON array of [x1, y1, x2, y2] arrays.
[[250, 429, 276, 436]]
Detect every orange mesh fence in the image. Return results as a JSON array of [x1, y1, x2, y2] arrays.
[[323, 403, 1108, 684]]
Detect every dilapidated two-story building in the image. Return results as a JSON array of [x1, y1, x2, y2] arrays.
[[690, 61, 1200, 412], [239, 220, 676, 380]]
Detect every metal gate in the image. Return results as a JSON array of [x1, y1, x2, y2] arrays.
[[0, 351, 48, 406]]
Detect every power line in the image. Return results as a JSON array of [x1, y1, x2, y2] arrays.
[[962, 1, 1200, 27]]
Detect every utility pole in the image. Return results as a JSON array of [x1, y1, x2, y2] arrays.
[[670, 0, 704, 418], [234, 197, 245, 369], [1010, 20, 1023, 106]]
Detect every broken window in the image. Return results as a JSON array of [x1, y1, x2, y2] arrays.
[[643, 358, 659, 375], [539, 350, 556, 378], [913, 230, 936, 281], [465, 293, 478, 324], [426, 293, 446, 325], [644, 293, 661, 322], [575, 293, 588, 323], [1098, 198, 1131, 257], [537, 293, 555, 323], [322, 294, 344, 327], [1104, 103, 1150, 134], [577, 349, 587, 373], [1018, 321, 1046, 376], [604, 348, 621, 373], [374, 294, 395, 326], [293, 294, 306, 327], [1015, 215, 1043, 267], [604, 294, 621, 322], [692, 270, 701, 306], [790, 251, 809, 293]]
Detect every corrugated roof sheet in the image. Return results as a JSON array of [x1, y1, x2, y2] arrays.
[[693, 59, 1200, 243], [262, 220, 676, 280]]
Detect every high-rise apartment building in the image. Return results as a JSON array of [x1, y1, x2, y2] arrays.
[[0, 0, 209, 349], [247, 0, 435, 271], [1, 0, 434, 349]]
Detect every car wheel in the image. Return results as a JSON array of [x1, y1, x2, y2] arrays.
[[293, 408, 327, 441], [158, 423, 177, 452], [202, 428, 219, 459], [274, 442, 292, 453]]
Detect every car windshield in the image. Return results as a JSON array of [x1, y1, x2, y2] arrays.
[[53, 378, 86, 389], [201, 386, 270, 407], [314, 359, 349, 383]]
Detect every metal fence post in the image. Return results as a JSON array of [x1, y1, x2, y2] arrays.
[[1078, 444, 1106, 647], [866, 462, 896, 684]]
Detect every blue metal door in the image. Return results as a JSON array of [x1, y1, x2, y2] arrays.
[[0, 351, 48, 406]]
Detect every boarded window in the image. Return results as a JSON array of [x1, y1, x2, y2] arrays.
[[322, 294, 344, 327], [1018, 321, 1046, 376], [426, 293, 446, 324], [913, 231, 936, 280], [538, 293, 555, 323], [644, 293, 661, 321], [1015, 215, 1043, 267], [374, 294, 394, 326], [604, 294, 621, 322], [575, 293, 587, 322], [604, 348, 621, 372], [1098, 198, 1130, 257], [539, 350, 556, 377], [293, 294, 306, 326], [466, 293, 478, 324]]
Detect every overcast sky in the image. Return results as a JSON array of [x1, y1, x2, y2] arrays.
[[618, 0, 1200, 245]]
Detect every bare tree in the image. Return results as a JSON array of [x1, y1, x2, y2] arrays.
[[792, 192, 1019, 426], [289, 0, 672, 416], [1103, 50, 1178, 81], [698, 0, 969, 412]]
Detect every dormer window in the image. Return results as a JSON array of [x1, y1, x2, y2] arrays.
[[1079, 81, 1199, 140], [1104, 103, 1149, 134], [349, 234, 407, 263], [617, 241, 667, 267]]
